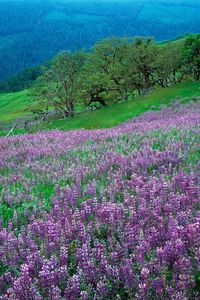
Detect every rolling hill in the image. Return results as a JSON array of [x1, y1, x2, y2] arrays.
[[0, 81, 199, 136], [0, 90, 30, 122], [0, 0, 200, 80], [0, 84, 199, 299], [0, 2, 200, 299]]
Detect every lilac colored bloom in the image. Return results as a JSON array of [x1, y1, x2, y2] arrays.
[[0, 101, 199, 299]]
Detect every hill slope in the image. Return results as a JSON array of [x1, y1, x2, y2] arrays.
[[0, 96, 199, 298], [0, 81, 199, 137], [0, 90, 30, 121], [0, 0, 200, 80], [49, 82, 200, 131]]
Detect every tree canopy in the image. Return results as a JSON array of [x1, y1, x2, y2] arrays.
[[30, 34, 200, 119], [30, 52, 85, 118], [183, 34, 200, 80]]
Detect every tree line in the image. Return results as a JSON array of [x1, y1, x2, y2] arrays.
[[30, 34, 200, 119], [1, 0, 200, 81], [0, 66, 43, 93]]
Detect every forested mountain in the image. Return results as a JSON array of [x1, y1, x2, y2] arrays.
[[0, 0, 200, 80]]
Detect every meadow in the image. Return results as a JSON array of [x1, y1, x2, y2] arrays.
[[0, 90, 30, 122], [49, 82, 200, 131], [0, 99, 199, 299], [0, 81, 199, 136]]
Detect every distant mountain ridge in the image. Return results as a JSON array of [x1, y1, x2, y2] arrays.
[[0, 0, 200, 81]]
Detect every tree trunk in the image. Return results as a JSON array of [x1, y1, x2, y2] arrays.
[[68, 101, 75, 117], [112, 77, 128, 101], [144, 73, 151, 89], [89, 92, 107, 107], [119, 86, 128, 101], [173, 69, 176, 84], [95, 97, 106, 107], [194, 64, 200, 80]]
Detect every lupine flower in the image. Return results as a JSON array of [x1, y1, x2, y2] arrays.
[[0, 101, 199, 299]]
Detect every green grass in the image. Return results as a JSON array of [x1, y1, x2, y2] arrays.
[[48, 81, 200, 131], [0, 81, 199, 136], [0, 90, 31, 121]]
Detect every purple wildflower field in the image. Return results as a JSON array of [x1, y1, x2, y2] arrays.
[[0, 102, 200, 299]]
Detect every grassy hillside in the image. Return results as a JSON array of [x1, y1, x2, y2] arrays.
[[0, 81, 199, 137], [49, 81, 200, 131], [0, 90, 199, 299], [0, 90, 30, 121]]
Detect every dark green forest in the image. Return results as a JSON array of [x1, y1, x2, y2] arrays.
[[0, 0, 200, 81]]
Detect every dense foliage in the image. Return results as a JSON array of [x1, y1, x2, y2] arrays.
[[31, 35, 200, 118], [0, 66, 43, 93], [183, 34, 200, 80], [0, 0, 200, 80], [0, 100, 199, 299], [31, 52, 85, 118]]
